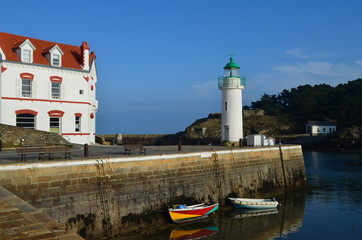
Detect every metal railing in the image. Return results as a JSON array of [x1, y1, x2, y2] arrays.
[[218, 76, 246, 88]]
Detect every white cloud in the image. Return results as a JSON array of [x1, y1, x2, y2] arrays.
[[243, 60, 362, 105], [354, 60, 362, 66], [273, 61, 362, 79], [285, 47, 330, 59], [285, 47, 308, 58]]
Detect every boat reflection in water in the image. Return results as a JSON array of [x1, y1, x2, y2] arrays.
[[169, 220, 219, 240], [230, 208, 279, 219], [215, 191, 307, 239]]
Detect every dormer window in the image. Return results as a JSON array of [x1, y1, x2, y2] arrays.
[[23, 49, 31, 62], [16, 39, 36, 63], [52, 54, 60, 66], [47, 44, 64, 67]]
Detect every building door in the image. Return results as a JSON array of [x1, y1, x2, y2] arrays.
[[50, 117, 60, 134], [224, 125, 229, 140]]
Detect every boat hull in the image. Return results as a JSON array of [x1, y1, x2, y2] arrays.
[[229, 198, 279, 209], [168, 203, 219, 223]]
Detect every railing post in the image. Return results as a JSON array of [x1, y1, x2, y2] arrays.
[[178, 140, 182, 151], [84, 143, 89, 157]]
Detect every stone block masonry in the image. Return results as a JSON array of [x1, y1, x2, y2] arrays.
[[0, 145, 306, 239], [0, 186, 83, 239]]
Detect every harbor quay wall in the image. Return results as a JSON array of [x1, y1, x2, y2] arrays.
[[0, 145, 306, 239]]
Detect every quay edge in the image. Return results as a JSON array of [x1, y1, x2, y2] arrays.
[[0, 144, 306, 239]]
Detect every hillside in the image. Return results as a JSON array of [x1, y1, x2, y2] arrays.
[[303, 126, 362, 151], [241, 78, 362, 151], [246, 78, 362, 131], [176, 111, 295, 145]]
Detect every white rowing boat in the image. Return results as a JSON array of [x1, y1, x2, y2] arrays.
[[229, 197, 279, 209]]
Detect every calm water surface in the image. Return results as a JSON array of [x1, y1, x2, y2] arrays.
[[114, 151, 362, 240]]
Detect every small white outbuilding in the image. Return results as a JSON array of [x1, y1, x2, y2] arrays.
[[306, 121, 337, 135], [247, 134, 275, 146]]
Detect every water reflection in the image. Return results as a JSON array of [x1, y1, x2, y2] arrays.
[[111, 189, 307, 240], [229, 208, 279, 219], [214, 191, 306, 240], [169, 220, 219, 239]]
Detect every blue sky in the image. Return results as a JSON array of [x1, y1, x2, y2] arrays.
[[3, 0, 362, 134]]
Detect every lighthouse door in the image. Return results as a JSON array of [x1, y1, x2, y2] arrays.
[[224, 126, 229, 140]]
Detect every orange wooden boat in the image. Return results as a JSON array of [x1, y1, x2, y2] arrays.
[[168, 203, 219, 223]]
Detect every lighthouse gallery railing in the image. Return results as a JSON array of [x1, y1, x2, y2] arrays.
[[218, 77, 246, 88]]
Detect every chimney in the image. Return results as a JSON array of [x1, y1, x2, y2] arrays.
[[81, 41, 90, 71]]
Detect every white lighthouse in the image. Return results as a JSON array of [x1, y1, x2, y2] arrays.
[[218, 57, 246, 145]]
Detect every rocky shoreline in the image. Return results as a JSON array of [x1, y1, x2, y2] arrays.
[[283, 127, 362, 152]]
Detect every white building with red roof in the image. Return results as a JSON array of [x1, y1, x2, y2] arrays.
[[0, 32, 98, 144]]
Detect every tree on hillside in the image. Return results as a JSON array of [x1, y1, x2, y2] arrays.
[[250, 93, 282, 115], [334, 79, 362, 126], [247, 78, 362, 132]]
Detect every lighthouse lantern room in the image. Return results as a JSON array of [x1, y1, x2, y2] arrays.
[[218, 57, 246, 145]]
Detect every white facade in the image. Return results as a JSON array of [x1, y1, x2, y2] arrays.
[[218, 57, 246, 144], [306, 121, 337, 135], [0, 33, 98, 144], [221, 87, 243, 142], [246, 134, 275, 146], [247, 134, 263, 146]]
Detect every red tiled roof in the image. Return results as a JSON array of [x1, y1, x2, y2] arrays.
[[0, 32, 94, 70]]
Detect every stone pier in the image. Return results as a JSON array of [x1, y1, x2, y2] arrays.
[[0, 145, 306, 239]]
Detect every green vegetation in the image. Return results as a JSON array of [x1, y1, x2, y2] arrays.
[[179, 78, 362, 148], [245, 78, 362, 132]]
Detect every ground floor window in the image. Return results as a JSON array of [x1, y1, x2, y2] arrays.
[[16, 113, 35, 129], [75, 116, 81, 132], [50, 117, 60, 134]]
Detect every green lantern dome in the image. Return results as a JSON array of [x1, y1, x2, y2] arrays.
[[224, 57, 240, 69]]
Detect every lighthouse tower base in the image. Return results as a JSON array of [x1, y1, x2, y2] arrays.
[[221, 140, 242, 147]]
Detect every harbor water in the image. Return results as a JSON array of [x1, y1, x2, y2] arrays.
[[112, 151, 362, 240]]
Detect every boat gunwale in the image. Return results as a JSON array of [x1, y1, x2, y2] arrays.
[[229, 197, 279, 208], [168, 203, 219, 212], [229, 197, 277, 203]]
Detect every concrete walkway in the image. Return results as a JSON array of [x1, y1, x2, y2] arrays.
[[0, 144, 234, 164]]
